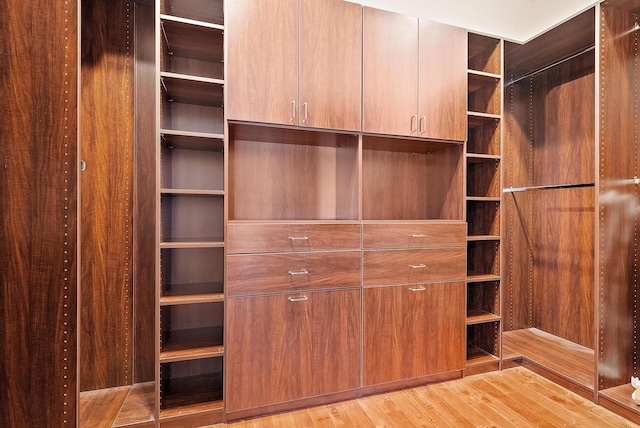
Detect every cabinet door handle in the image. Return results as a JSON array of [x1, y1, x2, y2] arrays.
[[411, 115, 418, 134], [288, 269, 309, 276], [303, 102, 308, 123], [419, 116, 426, 134], [408, 263, 426, 269], [291, 100, 296, 123], [410, 233, 426, 238], [288, 295, 309, 302], [409, 286, 427, 292], [288, 236, 309, 241]]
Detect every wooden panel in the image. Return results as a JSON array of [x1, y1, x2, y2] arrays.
[[227, 222, 361, 253], [363, 282, 465, 385], [363, 7, 418, 136], [227, 251, 361, 295], [226, 289, 360, 412], [363, 248, 466, 286], [134, 1, 156, 385], [0, 0, 78, 426], [363, 222, 466, 249], [226, 0, 298, 124], [299, 0, 361, 131], [79, 386, 131, 428], [114, 382, 156, 427], [161, 0, 224, 25], [80, 0, 135, 391], [598, 4, 640, 391], [419, 20, 467, 141]]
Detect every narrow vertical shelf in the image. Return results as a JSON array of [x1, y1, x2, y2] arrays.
[[466, 33, 503, 371], [156, 0, 225, 425]]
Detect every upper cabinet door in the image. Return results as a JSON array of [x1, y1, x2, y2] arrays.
[[300, 0, 362, 131], [419, 20, 468, 142], [226, 0, 298, 125], [363, 7, 419, 136]]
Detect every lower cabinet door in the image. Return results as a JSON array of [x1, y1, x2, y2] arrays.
[[226, 289, 360, 412], [363, 282, 465, 386]]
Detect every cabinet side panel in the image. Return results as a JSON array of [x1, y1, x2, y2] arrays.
[[80, 0, 135, 390], [0, 0, 79, 426]]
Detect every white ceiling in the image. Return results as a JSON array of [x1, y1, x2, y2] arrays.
[[346, 0, 601, 43]]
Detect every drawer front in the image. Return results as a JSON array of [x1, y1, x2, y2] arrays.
[[363, 248, 466, 286], [227, 223, 361, 253], [228, 251, 361, 296], [363, 222, 466, 249]]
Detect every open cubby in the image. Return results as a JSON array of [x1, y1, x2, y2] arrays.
[[160, 302, 224, 359], [160, 247, 224, 303], [160, 16, 224, 80], [161, 0, 224, 26], [362, 136, 464, 221], [467, 321, 501, 363], [467, 281, 500, 323], [468, 72, 501, 115], [468, 239, 500, 278], [468, 118, 501, 155], [468, 33, 501, 75], [467, 158, 501, 198], [160, 194, 224, 243], [228, 123, 360, 221], [160, 357, 224, 416], [161, 142, 224, 192], [467, 200, 500, 237]]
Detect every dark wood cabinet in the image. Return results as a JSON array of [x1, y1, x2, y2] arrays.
[[363, 282, 466, 386], [227, 0, 361, 131], [363, 7, 467, 141], [226, 289, 360, 413]]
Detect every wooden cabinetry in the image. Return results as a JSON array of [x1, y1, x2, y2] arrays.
[[363, 7, 467, 141], [227, 0, 361, 131], [362, 222, 466, 388], [157, 0, 226, 424], [465, 33, 503, 373]]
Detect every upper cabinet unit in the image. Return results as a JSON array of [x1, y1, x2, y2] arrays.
[[226, 0, 362, 131], [363, 7, 467, 141]]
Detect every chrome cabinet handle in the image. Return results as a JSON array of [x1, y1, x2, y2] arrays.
[[409, 286, 427, 292], [291, 100, 296, 123], [411, 115, 418, 133], [419, 116, 426, 134], [288, 295, 309, 302], [408, 263, 426, 269], [288, 269, 309, 276], [288, 236, 309, 241], [410, 233, 426, 238], [303, 102, 308, 123]]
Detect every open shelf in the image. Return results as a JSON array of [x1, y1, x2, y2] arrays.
[[468, 72, 501, 116], [467, 158, 500, 198], [468, 33, 501, 75], [599, 385, 640, 425], [467, 200, 500, 237], [160, 326, 224, 363], [160, 359, 224, 418], [468, 240, 500, 278], [161, 129, 224, 150], [161, 247, 224, 290], [161, 73, 223, 107], [160, 193, 223, 243], [229, 123, 360, 221], [362, 135, 464, 221], [79, 382, 155, 428], [161, 134, 224, 192], [160, 15, 224, 80], [467, 321, 500, 363], [467, 119, 500, 156], [467, 281, 500, 322], [161, 0, 224, 26], [161, 282, 224, 305], [468, 112, 501, 128]]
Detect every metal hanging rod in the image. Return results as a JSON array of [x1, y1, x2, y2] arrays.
[[505, 46, 595, 86], [504, 182, 595, 193]]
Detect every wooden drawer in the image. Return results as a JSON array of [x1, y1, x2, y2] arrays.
[[363, 248, 466, 286], [363, 222, 466, 249], [227, 222, 361, 254], [228, 251, 361, 296]]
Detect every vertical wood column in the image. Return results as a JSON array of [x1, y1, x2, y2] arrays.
[[80, 0, 135, 391], [0, 1, 79, 426]]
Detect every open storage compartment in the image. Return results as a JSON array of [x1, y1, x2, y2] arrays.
[[362, 135, 464, 221], [228, 123, 360, 221]]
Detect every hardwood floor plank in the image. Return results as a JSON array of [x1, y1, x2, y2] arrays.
[[79, 386, 130, 428], [225, 367, 638, 427]]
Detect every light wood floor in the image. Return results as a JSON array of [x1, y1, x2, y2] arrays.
[[224, 367, 639, 427]]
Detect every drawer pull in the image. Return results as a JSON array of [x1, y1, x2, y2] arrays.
[[288, 295, 309, 302], [408, 263, 427, 269], [409, 286, 427, 292], [288, 269, 309, 276], [410, 233, 426, 238], [288, 236, 309, 241]]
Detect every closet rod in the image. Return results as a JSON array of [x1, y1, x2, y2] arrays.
[[504, 182, 595, 193], [505, 45, 595, 86]]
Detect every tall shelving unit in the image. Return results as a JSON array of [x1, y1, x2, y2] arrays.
[[156, 0, 226, 425], [465, 33, 503, 373]]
